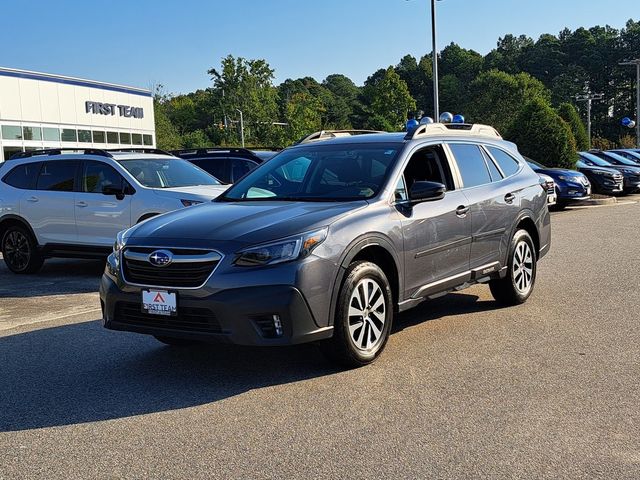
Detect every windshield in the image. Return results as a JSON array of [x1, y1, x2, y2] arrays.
[[580, 152, 612, 167], [118, 158, 221, 188], [221, 143, 401, 201], [612, 151, 640, 161], [604, 152, 639, 166]]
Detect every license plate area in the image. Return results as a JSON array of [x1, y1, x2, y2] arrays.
[[142, 290, 177, 316]]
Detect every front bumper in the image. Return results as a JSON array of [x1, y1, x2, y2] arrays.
[[555, 182, 591, 202], [100, 263, 333, 346], [590, 176, 623, 194], [623, 176, 640, 192]]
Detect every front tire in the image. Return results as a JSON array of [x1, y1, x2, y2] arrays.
[[320, 261, 393, 368], [489, 229, 537, 306], [1, 225, 44, 274]]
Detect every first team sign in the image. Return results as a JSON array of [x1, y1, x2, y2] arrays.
[[85, 101, 144, 119]]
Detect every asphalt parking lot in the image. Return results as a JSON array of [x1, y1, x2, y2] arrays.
[[1, 201, 640, 479]]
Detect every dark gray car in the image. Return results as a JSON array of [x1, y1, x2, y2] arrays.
[[100, 123, 551, 367]]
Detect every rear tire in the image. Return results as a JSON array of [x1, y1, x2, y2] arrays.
[[489, 229, 537, 306], [319, 261, 393, 368], [1, 225, 44, 274], [154, 335, 200, 347]]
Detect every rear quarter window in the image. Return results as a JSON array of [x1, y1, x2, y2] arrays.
[[487, 147, 521, 177], [2, 162, 42, 190]]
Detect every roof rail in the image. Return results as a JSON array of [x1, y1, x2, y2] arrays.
[[172, 147, 257, 157], [295, 130, 386, 145], [107, 148, 173, 156], [405, 123, 502, 141], [9, 148, 112, 160]]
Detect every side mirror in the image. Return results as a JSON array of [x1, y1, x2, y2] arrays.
[[102, 185, 126, 200], [409, 181, 446, 203]]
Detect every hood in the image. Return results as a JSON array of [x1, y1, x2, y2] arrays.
[[534, 167, 582, 177], [128, 200, 367, 246], [578, 166, 621, 175], [152, 185, 228, 201]]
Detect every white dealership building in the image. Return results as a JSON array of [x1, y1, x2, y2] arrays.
[[0, 67, 155, 162]]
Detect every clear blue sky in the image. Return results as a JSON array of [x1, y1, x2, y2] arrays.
[[0, 0, 635, 94]]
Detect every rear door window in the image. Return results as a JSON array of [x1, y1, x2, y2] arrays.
[[481, 148, 503, 182], [36, 161, 79, 192], [449, 144, 492, 188], [191, 158, 228, 183], [230, 159, 257, 182], [2, 162, 42, 190]]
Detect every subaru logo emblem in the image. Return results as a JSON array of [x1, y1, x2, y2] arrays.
[[148, 250, 173, 267]]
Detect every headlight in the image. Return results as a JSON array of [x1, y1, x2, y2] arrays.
[[181, 199, 204, 207], [593, 171, 613, 177], [619, 168, 636, 174], [234, 227, 328, 267], [113, 229, 129, 255]]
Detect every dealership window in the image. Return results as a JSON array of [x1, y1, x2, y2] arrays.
[[143, 134, 153, 146], [3, 146, 23, 161], [61, 129, 78, 142], [106, 131, 119, 144], [120, 132, 131, 145], [23, 126, 42, 141], [131, 133, 142, 145], [43, 127, 60, 142], [78, 129, 92, 143], [93, 131, 106, 143], [2, 125, 22, 140]]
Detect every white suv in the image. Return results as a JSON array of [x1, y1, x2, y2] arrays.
[[0, 148, 228, 273]]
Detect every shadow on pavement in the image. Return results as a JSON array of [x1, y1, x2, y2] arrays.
[[0, 257, 104, 298], [0, 292, 494, 432]]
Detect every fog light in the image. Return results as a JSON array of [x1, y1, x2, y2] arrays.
[[273, 315, 283, 337]]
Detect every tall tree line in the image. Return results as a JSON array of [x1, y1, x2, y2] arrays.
[[155, 19, 639, 166]]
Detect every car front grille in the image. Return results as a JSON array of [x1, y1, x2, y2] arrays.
[[115, 302, 224, 334], [122, 247, 222, 288]]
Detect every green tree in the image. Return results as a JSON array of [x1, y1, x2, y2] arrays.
[[153, 87, 183, 150], [466, 70, 550, 134], [208, 55, 280, 146], [284, 93, 325, 143], [557, 102, 589, 151], [505, 98, 577, 169], [361, 67, 416, 131]]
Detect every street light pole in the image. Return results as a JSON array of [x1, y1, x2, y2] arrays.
[[236, 108, 245, 147], [620, 60, 640, 147], [576, 92, 603, 149], [430, 0, 439, 121]]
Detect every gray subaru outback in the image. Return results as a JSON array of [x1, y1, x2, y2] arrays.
[[101, 123, 551, 367]]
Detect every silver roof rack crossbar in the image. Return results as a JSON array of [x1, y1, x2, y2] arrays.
[[295, 129, 386, 144], [405, 123, 502, 141]]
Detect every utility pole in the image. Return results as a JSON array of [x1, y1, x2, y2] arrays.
[[576, 92, 604, 149], [430, 0, 439, 121], [236, 109, 245, 147], [620, 59, 640, 147]]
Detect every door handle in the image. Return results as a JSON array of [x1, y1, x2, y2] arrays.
[[26, 196, 39, 202], [504, 193, 516, 204], [76, 201, 88, 208], [456, 205, 470, 217]]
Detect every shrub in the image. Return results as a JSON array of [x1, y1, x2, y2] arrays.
[[505, 98, 577, 169]]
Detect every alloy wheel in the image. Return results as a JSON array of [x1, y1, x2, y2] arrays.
[[348, 278, 387, 351], [512, 240, 533, 295], [4, 230, 31, 272]]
